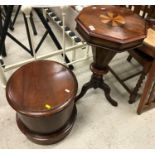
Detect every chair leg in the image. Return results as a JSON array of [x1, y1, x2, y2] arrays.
[[1, 43, 7, 57], [9, 5, 21, 31], [29, 12, 37, 35], [0, 6, 14, 57], [127, 55, 132, 62], [129, 71, 146, 104]]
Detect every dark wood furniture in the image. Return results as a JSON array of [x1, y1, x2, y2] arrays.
[[6, 60, 78, 145], [75, 5, 146, 106], [137, 60, 155, 114], [109, 5, 155, 104]]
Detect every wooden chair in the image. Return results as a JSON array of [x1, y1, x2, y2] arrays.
[[109, 5, 155, 103], [137, 59, 155, 114]]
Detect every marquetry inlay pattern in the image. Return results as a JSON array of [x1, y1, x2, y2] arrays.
[[100, 12, 126, 27]]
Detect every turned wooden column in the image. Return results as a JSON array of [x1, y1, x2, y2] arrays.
[[75, 5, 146, 106], [92, 46, 116, 70], [75, 46, 117, 106]]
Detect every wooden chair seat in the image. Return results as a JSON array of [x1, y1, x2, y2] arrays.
[[143, 28, 155, 49]]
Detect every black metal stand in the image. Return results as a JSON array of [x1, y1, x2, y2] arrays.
[[6, 32, 32, 55], [9, 5, 21, 30], [9, 5, 37, 35], [0, 6, 14, 58], [0, 6, 6, 58], [35, 30, 48, 52], [0, 6, 73, 69], [34, 8, 74, 70], [23, 13, 34, 56], [0, 5, 33, 57]]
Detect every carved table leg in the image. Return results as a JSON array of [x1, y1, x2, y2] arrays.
[[99, 80, 118, 106], [75, 80, 94, 102], [75, 73, 118, 106], [75, 46, 118, 107]]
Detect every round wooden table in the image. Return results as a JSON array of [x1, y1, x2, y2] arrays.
[[75, 5, 146, 106], [6, 60, 78, 145]]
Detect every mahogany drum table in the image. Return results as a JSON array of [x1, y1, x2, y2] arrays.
[[75, 5, 146, 106], [6, 60, 78, 145]]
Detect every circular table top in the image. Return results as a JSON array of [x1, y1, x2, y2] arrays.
[[6, 60, 78, 116], [76, 5, 146, 51]]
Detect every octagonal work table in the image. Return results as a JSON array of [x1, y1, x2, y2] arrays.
[[6, 60, 78, 145], [75, 5, 146, 106]]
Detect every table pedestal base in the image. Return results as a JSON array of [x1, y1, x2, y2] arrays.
[[75, 64, 118, 106], [16, 107, 77, 145]]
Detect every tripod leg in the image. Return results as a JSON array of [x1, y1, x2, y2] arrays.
[[75, 81, 94, 103], [99, 82, 118, 106]]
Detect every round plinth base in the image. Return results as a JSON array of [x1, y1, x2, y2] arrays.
[[16, 107, 77, 145]]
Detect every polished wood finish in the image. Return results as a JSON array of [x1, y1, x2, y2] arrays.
[[16, 107, 77, 145], [75, 48, 118, 106], [109, 5, 155, 104], [75, 5, 146, 106], [100, 12, 126, 27], [127, 6, 155, 104], [6, 60, 78, 145], [76, 5, 146, 51], [137, 60, 155, 114]]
